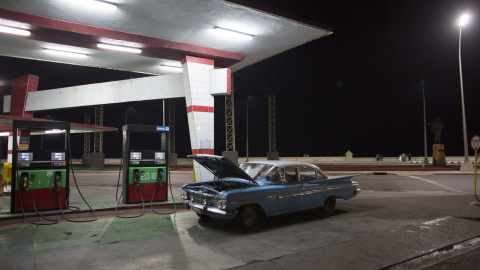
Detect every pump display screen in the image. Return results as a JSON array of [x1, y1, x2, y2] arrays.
[[51, 152, 65, 161], [18, 152, 33, 161], [155, 152, 165, 160], [130, 152, 142, 160]]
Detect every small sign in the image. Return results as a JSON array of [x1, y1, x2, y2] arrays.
[[156, 126, 169, 132], [18, 130, 31, 150], [471, 135, 480, 151]]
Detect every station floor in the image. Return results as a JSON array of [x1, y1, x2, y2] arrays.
[[0, 165, 479, 269]]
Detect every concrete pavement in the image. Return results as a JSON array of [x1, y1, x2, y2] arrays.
[[1, 165, 479, 269]]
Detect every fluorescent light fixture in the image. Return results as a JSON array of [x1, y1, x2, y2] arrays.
[[91, 0, 117, 10], [161, 65, 183, 72], [0, 132, 10, 136], [0, 25, 30, 36], [458, 14, 470, 27], [97, 43, 142, 54], [214, 26, 253, 40], [63, 0, 117, 11], [44, 48, 87, 58], [45, 129, 65, 134]]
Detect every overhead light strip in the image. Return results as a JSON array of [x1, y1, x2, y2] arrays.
[[214, 26, 254, 40], [45, 129, 65, 134], [44, 48, 87, 58], [161, 65, 183, 72], [97, 43, 142, 54], [90, 0, 117, 10], [0, 25, 30, 36], [63, 0, 117, 11]]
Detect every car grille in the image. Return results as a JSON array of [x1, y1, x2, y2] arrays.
[[191, 193, 215, 206]]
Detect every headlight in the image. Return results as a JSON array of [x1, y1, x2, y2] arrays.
[[217, 200, 227, 210], [181, 191, 189, 200]]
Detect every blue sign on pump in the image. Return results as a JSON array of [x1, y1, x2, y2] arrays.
[[156, 126, 169, 132]]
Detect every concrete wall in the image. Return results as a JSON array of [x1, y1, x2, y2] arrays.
[[61, 156, 479, 165]]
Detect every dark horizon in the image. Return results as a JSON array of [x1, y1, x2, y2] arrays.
[[1, 0, 479, 159]]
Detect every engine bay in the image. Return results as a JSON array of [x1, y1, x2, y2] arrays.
[[189, 180, 252, 192]]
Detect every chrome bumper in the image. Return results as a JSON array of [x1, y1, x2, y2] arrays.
[[183, 201, 237, 216], [354, 189, 361, 195]]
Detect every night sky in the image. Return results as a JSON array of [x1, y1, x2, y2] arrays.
[[1, 0, 479, 159]]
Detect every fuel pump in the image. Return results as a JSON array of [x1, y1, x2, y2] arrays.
[[11, 121, 70, 224], [116, 124, 171, 218], [11, 120, 97, 224]]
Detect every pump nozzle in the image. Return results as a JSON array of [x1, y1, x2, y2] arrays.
[[133, 170, 140, 186], [157, 169, 164, 185], [55, 172, 61, 191]]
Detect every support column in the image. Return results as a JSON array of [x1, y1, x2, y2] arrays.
[[82, 112, 91, 165], [91, 105, 105, 168], [168, 103, 177, 165], [222, 74, 238, 164], [8, 75, 39, 162], [182, 56, 214, 181], [267, 94, 279, 160]]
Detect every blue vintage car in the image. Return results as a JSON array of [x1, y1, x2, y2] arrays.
[[182, 155, 360, 229]]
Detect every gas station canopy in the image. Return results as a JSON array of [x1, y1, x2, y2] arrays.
[[0, 0, 332, 75], [0, 114, 117, 134]]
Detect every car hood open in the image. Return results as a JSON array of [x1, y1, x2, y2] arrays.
[[188, 154, 256, 183]]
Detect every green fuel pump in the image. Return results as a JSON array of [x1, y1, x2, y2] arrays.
[[116, 124, 171, 217], [11, 121, 70, 224]]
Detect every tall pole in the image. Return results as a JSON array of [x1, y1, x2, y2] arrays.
[[458, 27, 470, 164], [422, 80, 428, 166], [246, 97, 249, 161]]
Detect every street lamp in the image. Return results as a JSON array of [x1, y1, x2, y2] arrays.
[[457, 14, 473, 172], [422, 79, 428, 166]]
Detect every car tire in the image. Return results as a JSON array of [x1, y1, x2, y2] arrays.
[[321, 196, 336, 214], [237, 204, 259, 229], [196, 213, 211, 220]]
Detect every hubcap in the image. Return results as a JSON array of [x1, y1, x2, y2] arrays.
[[244, 207, 256, 225]]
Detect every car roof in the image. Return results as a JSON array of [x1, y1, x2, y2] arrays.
[[241, 160, 322, 170]]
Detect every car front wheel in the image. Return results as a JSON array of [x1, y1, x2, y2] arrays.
[[237, 204, 259, 229], [196, 213, 211, 219], [321, 196, 336, 214]]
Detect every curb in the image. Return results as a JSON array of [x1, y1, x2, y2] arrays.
[[380, 235, 480, 269], [0, 202, 186, 227]]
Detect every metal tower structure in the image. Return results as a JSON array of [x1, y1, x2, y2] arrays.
[[169, 103, 176, 154], [225, 87, 236, 151], [84, 112, 91, 155], [268, 95, 276, 152], [94, 105, 103, 153]]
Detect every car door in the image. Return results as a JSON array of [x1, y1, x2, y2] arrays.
[[302, 167, 328, 209], [277, 167, 306, 214]]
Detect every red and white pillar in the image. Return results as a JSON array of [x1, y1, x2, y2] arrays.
[[7, 75, 39, 162], [182, 56, 215, 181]]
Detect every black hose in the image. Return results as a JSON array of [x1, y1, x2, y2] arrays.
[[18, 184, 59, 225], [65, 132, 98, 222], [115, 183, 145, 218], [150, 168, 177, 215], [115, 149, 123, 201]]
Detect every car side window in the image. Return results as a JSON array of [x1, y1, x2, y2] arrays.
[[283, 167, 297, 183], [316, 170, 328, 180], [298, 167, 317, 182]]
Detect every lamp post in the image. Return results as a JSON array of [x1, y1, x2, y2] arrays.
[[458, 14, 473, 172], [422, 79, 428, 166]]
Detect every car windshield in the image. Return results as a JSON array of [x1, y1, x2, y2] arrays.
[[240, 163, 279, 183]]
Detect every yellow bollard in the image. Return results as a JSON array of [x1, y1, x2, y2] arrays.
[[3, 163, 12, 183]]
